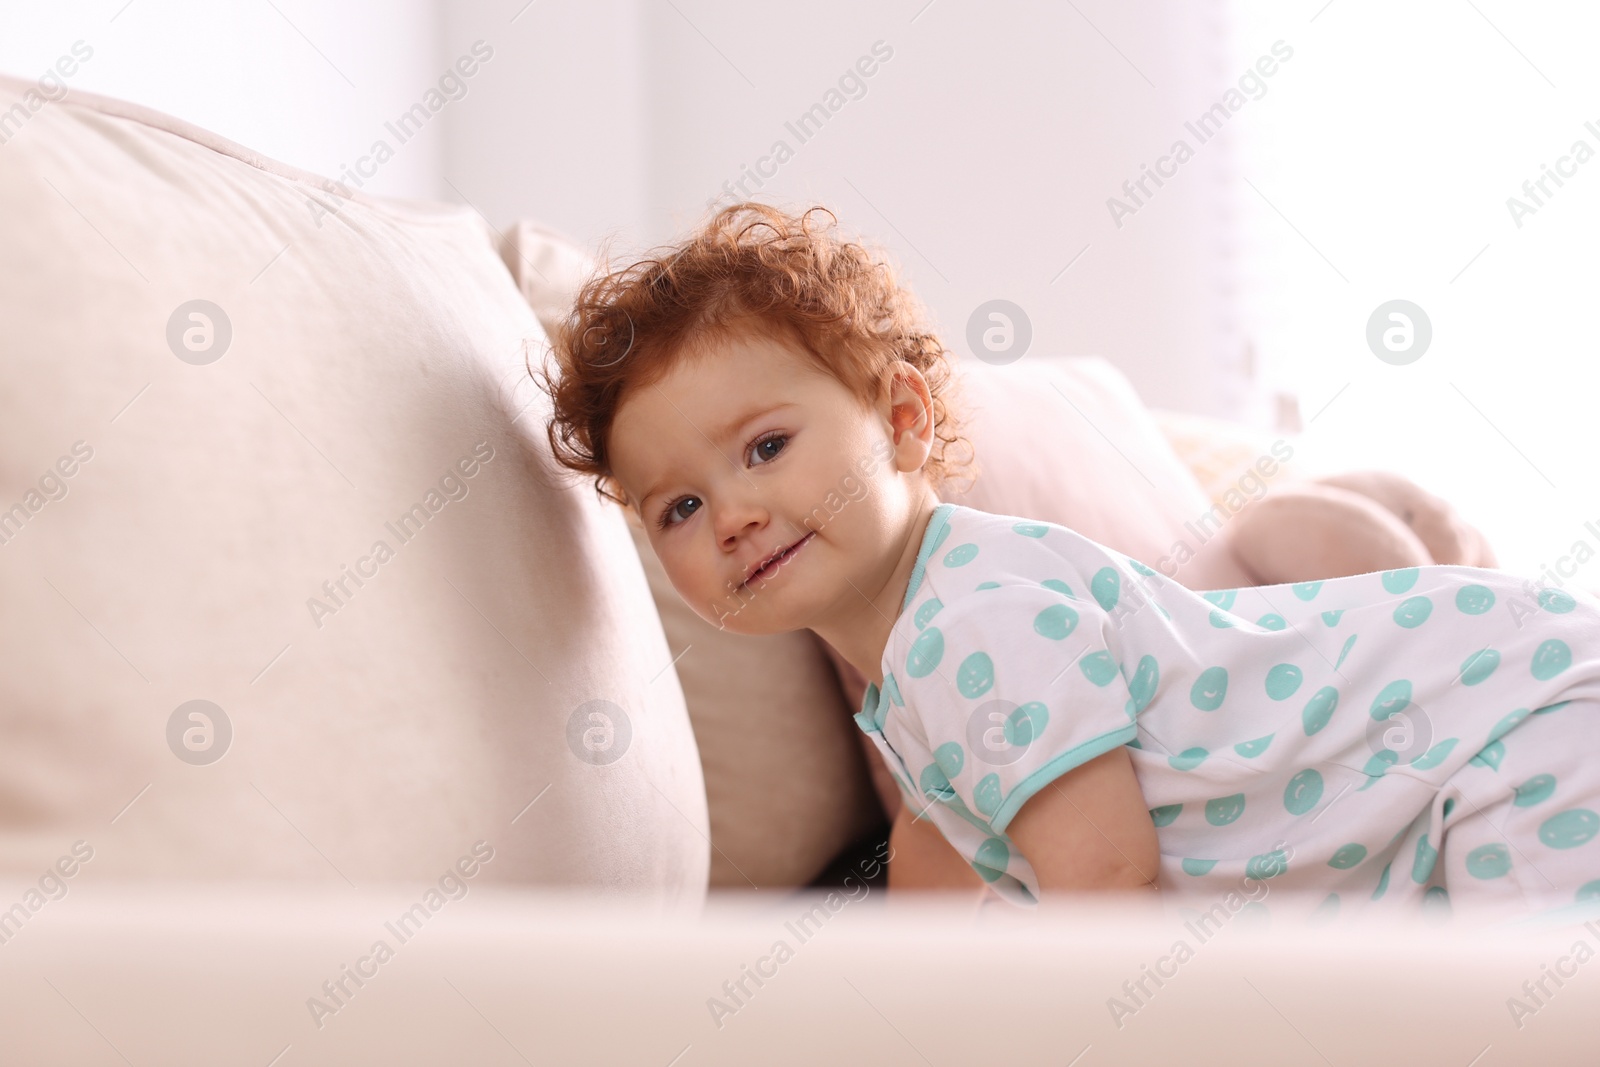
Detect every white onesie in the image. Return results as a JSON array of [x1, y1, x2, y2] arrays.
[[854, 502, 1600, 925]]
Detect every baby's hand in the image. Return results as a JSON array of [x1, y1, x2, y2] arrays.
[[1007, 745, 1161, 901]]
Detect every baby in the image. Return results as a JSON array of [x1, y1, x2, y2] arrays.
[[538, 202, 1600, 926]]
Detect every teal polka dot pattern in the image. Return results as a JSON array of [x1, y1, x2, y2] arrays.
[[1466, 843, 1512, 879], [1422, 886, 1450, 916], [1091, 567, 1121, 612], [1531, 639, 1572, 680], [906, 627, 943, 678], [1080, 651, 1120, 687], [1488, 707, 1531, 744], [1190, 666, 1228, 711], [1032, 603, 1079, 640], [919, 762, 954, 800], [956, 652, 994, 698], [1372, 862, 1392, 900], [973, 837, 1009, 882], [1245, 849, 1290, 880], [1310, 893, 1340, 923], [1412, 834, 1438, 883], [934, 742, 964, 779], [1234, 734, 1273, 758], [1359, 750, 1399, 789], [974, 773, 1002, 817], [1371, 680, 1412, 721], [1127, 656, 1161, 713], [870, 501, 1600, 911], [1334, 633, 1357, 668], [1578, 881, 1600, 903], [1410, 738, 1458, 771], [1265, 663, 1303, 700], [1459, 648, 1500, 686], [1539, 810, 1600, 849], [1302, 686, 1339, 736], [1471, 740, 1505, 771], [1382, 568, 1420, 594], [1150, 804, 1182, 827], [1329, 843, 1368, 869], [1514, 774, 1557, 807], [1284, 769, 1324, 815], [1004, 703, 1049, 746], [1205, 794, 1246, 826], [1539, 588, 1577, 613], [1393, 595, 1433, 628], [943, 542, 979, 567]]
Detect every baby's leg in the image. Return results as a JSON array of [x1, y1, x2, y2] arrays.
[[1434, 699, 1600, 925]]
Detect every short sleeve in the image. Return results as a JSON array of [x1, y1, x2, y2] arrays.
[[883, 578, 1144, 837]]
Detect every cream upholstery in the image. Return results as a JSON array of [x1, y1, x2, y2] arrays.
[[0, 75, 706, 904]]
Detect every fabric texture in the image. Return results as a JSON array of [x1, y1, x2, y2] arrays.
[[858, 502, 1600, 923], [0, 74, 707, 903]]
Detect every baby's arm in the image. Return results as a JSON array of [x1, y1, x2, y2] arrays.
[[1007, 745, 1160, 899], [887, 802, 988, 902]]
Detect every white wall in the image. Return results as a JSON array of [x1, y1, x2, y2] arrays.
[[2, 0, 1247, 418], [445, 0, 1250, 419], [0, 0, 443, 200]]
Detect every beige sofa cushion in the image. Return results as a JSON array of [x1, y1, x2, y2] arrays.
[[0, 76, 707, 904]]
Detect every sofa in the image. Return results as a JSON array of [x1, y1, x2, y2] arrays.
[[5, 73, 1593, 1064]]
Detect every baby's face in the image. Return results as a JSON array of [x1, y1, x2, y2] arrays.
[[609, 326, 921, 635]]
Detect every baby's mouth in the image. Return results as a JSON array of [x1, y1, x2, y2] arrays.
[[743, 531, 816, 588]]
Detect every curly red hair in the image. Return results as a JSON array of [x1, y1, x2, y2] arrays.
[[534, 202, 976, 511]]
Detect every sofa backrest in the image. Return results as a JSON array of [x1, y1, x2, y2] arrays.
[[0, 74, 707, 907]]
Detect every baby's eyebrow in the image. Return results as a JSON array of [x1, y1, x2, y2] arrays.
[[707, 401, 797, 445]]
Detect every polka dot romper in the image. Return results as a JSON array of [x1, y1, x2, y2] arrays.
[[854, 502, 1600, 924]]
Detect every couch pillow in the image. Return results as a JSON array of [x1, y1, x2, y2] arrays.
[[0, 76, 707, 905]]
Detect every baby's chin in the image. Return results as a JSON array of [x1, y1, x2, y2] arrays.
[[690, 585, 820, 636]]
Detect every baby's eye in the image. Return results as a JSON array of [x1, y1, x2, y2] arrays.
[[657, 496, 700, 530], [749, 431, 788, 466]]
